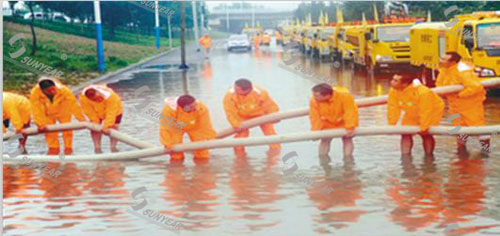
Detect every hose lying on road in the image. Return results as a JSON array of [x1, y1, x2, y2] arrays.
[[4, 125, 500, 162], [3, 122, 156, 149], [215, 78, 500, 138]]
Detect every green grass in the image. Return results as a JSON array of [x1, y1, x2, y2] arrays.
[[4, 16, 182, 46], [4, 21, 181, 95]]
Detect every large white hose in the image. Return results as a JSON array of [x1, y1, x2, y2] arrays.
[[215, 78, 500, 138], [4, 125, 500, 162], [3, 122, 155, 149]]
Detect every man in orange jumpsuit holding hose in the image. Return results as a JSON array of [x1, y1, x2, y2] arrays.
[[223, 79, 281, 156], [80, 85, 123, 153], [199, 34, 212, 58], [160, 95, 216, 160], [387, 73, 444, 156], [3, 92, 31, 153], [436, 52, 489, 154], [309, 83, 358, 157], [30, 77, 86, 155]]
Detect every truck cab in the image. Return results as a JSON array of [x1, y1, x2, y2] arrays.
[[458, 18, 500, 78], [304, 27, 319, 54], [410, 11, 500, 84], [313, 27, 336, 59]]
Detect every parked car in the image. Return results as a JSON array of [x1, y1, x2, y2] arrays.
[[23, 12, 71, 22], [227, 34, 251, 52]]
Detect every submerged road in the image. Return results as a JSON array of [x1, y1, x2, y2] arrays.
[[4, 39, 500, 235]]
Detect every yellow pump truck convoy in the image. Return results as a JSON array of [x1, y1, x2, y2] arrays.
[[410, 11, 500, 85], [312, 26, 336, 60], [355, 22, 415, 73]]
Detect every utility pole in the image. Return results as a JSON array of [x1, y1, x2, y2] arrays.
[[179, 1, 188, 69], [252, 4, 255, 27], [225, 4, 229, 34], [93, 0, 105, 72], [154, 0, 160, 51], [167, 14, 172, 48], [192, 1, 200, 50], [200, 1, 205, 33]]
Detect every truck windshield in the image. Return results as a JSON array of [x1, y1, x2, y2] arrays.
[[376, 25, 411, 42], [320, 30, 335, 40], [477, 23, 500, 48]]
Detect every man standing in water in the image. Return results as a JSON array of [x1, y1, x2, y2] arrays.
[[387, 73, 444, 156], [436, 52, 489, 154], [198, 34, 212, 58], [80, 85, 123, 153], [30, 77, 86, 155], [223, 79, 281, 157], [309, 83, 358, 157], [160, 95, 216, 161]]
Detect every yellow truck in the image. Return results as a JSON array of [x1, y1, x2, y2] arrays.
[[304, 26, 319, 55], [354, 22, 414, 72], [410, 11, 500, 83], [312, 26, 336, 60], [337, 25, 362, 64], [281, 26, 292, 45]]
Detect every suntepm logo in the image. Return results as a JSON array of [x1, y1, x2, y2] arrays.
[[444, 5, 460, 27], [6, 33, 65, 78], [127, 186, 184, 232], [446, 113, 462, 135]]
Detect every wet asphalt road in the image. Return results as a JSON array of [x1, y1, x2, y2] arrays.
[[3, 39, 500, 236]]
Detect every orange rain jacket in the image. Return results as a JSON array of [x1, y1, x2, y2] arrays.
[[436, 62, 486, 126], [261, 34, 271, 44], [3, 92, 31, 133], [275, 31, 282, 41], [199, 36, 212, 49], [309, 86, 359, 130], [253, 34, 261, 47], [30, 77, 85, 149], [387, 80, 445, 131], [80, 85, 123, 129], [160, 97, 216, 159], [223, 85, 279, 128], [30, 78, 85, 126]]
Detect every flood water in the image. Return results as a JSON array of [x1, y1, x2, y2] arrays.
[[4, 40, 500, 235]]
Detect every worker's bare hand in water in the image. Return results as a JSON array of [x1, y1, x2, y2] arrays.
[[37, 125, 46, 132], [418, 130, 430, 136], [345, 128, 355, 137], [233, 125, 244, 133], [102, 127, 110, 135]]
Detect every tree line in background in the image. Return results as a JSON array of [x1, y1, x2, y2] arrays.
[[293, 1, 500, 23]]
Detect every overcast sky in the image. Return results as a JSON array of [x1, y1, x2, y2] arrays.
[[205, 1, 302, 11]]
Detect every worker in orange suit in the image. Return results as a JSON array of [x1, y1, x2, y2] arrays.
[[275, 30, 282, 46], [309, 83, 358, 157], [261, 33, 271, 46], [30, 77, 86, 155], [3, 92, 31, 153], [253, 33, 261, 49], [387, 73, 444, 156], [160, 95, 216, 160], [223, 79, 281, 157], [436, 52, 488, 154], [80, 85, 123, 153], [198, 34, 212, 58]]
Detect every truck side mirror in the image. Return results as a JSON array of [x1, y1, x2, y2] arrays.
[[365, 33, 372, 40], [464, 38, 474, 49]]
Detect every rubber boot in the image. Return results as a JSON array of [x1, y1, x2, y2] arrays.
[[64, 148, 73, 155], [47, 148, 60, 155]]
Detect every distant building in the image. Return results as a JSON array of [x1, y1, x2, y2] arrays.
[[208, 8, 293, 33]]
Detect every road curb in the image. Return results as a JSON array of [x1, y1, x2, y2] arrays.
[[71, 47, 177, 93]]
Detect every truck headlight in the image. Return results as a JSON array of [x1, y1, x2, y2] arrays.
[[376, 55, 393, 62], [474, 67, 496, 77]]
